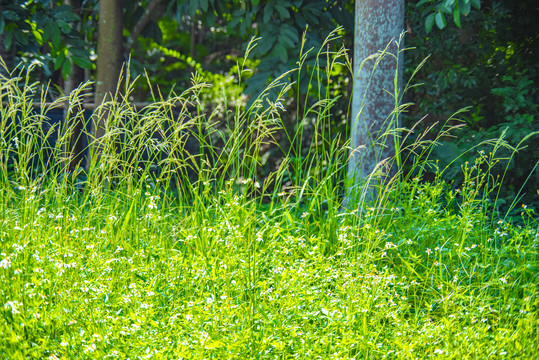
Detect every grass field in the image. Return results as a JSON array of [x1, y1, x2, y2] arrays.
[[1, 46, 538, 359]]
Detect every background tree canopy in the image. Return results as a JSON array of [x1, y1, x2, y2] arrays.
[[0, 0, 537, 211]]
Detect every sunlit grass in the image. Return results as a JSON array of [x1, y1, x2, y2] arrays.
[[0, 34, 538, 359]]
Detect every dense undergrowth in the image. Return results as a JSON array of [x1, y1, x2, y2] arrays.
[[1, 35, 538, 359]]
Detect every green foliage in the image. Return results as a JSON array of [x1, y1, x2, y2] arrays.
[[171, 0, 354, 97], [0, 0, 94, 79], [3, 0, 535, 214], [1, 0, 170, 84], [417, 0, 481, 33], [0, 57, 538, 358], [405, 0, 538, 210]]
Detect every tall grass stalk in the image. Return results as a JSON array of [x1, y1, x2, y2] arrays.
[[0, 31, 537, 359]]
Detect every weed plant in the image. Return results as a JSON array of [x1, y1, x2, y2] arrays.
[[0, 33, 538, 359]]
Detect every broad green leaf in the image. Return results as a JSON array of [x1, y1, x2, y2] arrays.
[[70, 47, 92, 70], [188, 0, 197, 16], [141, 20, 162, 43], [303, 5, 321, 25], [228, 12, 242, 29], [263, 4, 273, 23], [278, 33, 294, 48], [5, 30, 12, 50], [425, 13, 435, 33], [329, 4, 353, 30], [239, 19, 248, 36], [248, 73, 269, 90], [14, 30, 29, 46], [453, 6, 461, 27], [42, 21, 53, 43], [280, 25, 298, 42], [439, 3, 452, 14], [256, 33, 275, 54], [58, 20, 71, 35], [60, 12, 80, 22], [52, 23, 62, 49], [274, 4, 290, 19], [72, 55, 92, 70], [0, 16, 4, 36], [460, 0, 471, 15], [435, 12, 446, 29], [55, 51, 66, 71], [54, 6, 79, 23], [245, 72, 270, 97], [68, 39, 87, 49], [416, 0, 432, 7], [273, 43, 288, 63], [3, 10, 19, 21], [29, 21, 43, 44], [470, 0, 480, 9], [294, 12, 306, 29], [53, 5, 72, 15], [205, 11, 216, 27], [200, 0, 209, 13], [69, 47, 89, 58], [228, 17, 240, 29], [231, 8, 244, 17]]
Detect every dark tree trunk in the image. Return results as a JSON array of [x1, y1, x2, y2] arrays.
[[94, 0, 124, 107], [125, 0, 164, 51], [63, 0, 87, 171], [88, 0, 124, 171]]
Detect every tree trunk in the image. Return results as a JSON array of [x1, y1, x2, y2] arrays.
[[125, 0, 164, 51], [92, 0, 124, 142], [63, 0, 86, 172], [347, 0, 404, 203]]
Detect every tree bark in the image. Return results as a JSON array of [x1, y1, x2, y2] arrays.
[[347, 0, 404, 202], [125, 0, 164, 51], [92, 0, 124, 141], [63, 0, 86, 172]]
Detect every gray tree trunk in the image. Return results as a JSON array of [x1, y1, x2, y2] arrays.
[[347, 0, 404, 203]]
